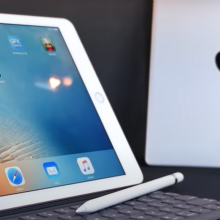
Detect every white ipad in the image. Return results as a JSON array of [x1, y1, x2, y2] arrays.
[[0, 14, 143, 211], [146, 0, 220, 167]]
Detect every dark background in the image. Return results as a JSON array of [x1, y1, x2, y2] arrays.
[[1, 0, 220, 200]]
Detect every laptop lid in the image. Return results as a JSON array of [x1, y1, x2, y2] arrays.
[[146, 0, 220, 167]]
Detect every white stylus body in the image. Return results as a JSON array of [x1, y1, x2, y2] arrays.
[[76, 172, 184, 214]]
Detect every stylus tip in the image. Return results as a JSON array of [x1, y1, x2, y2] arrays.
[[76, 205, 87, 214]]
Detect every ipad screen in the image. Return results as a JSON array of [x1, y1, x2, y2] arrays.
[[0, 24, 125, 197]]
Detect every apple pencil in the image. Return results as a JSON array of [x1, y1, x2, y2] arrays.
[[76, 172, 184, 214]]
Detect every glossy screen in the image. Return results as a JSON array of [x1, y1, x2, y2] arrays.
[[0, 24, 124, 197]]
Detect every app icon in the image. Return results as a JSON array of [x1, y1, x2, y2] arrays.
[[77, 157, 95, 175], [5, 167, 25, 186], [43, 162, 60, 179], [40, 37, 56, 52], [8, 36, 24, 51]]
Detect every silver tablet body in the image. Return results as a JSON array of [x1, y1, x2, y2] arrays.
[[0, 14, 143, 211]]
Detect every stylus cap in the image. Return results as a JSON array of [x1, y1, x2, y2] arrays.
[[76, 205, 87, 214], [172, 172, 184, 183]]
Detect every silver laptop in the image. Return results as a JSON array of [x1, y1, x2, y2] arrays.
[[146, 0, 220, 167]]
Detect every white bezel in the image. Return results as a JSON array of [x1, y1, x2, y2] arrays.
[[0, 14, 143, 211]]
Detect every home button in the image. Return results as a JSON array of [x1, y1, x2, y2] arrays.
[[95, 92, 104, 103]]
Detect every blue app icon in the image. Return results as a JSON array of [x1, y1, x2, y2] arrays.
[[5, 167, 25, 186], [43, 162, 60, 179], [8, 36, 24, 51]]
